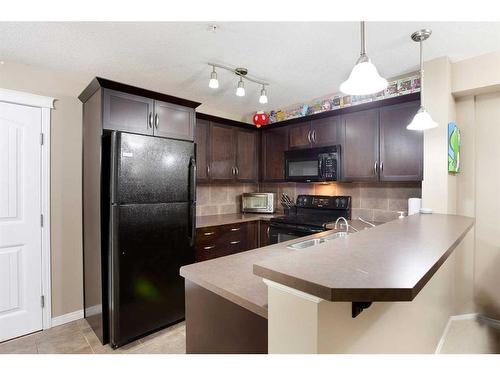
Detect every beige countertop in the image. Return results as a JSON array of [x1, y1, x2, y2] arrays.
[[254, 214, 474, 302], [182, 214, 473, 318], [196, 212, 279, 228], [181, 219, 378, 318]]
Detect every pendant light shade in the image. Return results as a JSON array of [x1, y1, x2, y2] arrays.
[[236, 77, 245, 97], [259, 85, 268, 104], [407, 29, 438, 131], [340, 22, 388, 96], [407, 107, 438, 130]]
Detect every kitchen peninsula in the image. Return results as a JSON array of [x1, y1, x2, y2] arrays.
[[180, 213, 474, 354]]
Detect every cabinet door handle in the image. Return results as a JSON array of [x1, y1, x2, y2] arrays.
[[235, 166, 239, 176], [307, 130, 312, 144], [230, 240, 241, 245], [148, 113, 153, 128], [313, 130, 317, 143], [374, 161, 378, 175], [380, 161, 384, 172], [207, 164, 210, 176], [203, 245, 216, 250], [267, 226, 270, 239], [154, 114, 159, 130], [230, 227, 241, 232], [203, 232, 215, 236]]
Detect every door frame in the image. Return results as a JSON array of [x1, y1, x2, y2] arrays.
[[0, 88, 55, 330]]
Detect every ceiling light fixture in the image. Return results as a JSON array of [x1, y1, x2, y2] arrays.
[[340, 21, 388, 96], [236, 77, 245, 97], [207, 63, 269, 103], [208, 66, 219, 89], [407, 29, 438, 131], [259, 85, 268, 104]]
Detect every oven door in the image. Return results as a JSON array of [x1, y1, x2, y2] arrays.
[[268, 223, 324, 245]]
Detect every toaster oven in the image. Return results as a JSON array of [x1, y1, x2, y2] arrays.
[[241, 193, 276, 213]]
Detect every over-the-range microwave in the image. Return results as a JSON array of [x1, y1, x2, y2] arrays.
[[284, 145, 340, 182], [241, 193, 276, 213]]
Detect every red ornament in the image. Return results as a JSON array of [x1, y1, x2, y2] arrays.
[[253, 111, 269, 128]]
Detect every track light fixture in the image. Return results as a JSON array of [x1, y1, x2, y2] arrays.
[[236, 77, 245, 97], [208, 66, 219, 89], [259, 85, 268, 104], [208, 63, 269, 104]]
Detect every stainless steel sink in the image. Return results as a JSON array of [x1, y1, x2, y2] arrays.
[[287, 231, 349, 249]]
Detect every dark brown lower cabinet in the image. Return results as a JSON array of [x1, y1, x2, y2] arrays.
[[195, 221, 258, 262], [259, 221, 271, 247]]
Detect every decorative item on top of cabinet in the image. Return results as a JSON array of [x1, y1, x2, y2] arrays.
[[195, 221, 258, 262], [379, 101, 423, 181], [261, 126, 289, 182]]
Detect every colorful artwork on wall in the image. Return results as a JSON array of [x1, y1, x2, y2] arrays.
[[262, 74, 421, 124], [448, 122, 461, 173]]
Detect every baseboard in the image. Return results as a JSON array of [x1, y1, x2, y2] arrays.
[[51, 309, 84, 328]]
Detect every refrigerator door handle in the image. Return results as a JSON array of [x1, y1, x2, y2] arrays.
[[188, 156, 197, 247]]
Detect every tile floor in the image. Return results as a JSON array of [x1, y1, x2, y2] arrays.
[[0, 319, 186, 354], [439, 317, 500, 354]]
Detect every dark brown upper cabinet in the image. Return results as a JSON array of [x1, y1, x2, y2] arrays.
[[311, 116, 340, 147], [261, 126, 289, 182], [288, 117, 340, 149], [289, 122, 312, 149], [103, 89, 154, 135], [195, 119, 209, 183], [341, 108, 380, 182], [195, 118, 259, 184], [153, 100, 195, 141], [235, 129, 258, 182], [379, 101, 422, 181], [209, 123, 236, 182], [88, 78, 200, 140]]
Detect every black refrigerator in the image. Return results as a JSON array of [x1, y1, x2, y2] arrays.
[[107, 131, 196, 348]]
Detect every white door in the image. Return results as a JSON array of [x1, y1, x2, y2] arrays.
[[0, 101, 43, 342]]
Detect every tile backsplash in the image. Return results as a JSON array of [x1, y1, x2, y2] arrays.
[[196, 184, 258, 216], [259, 182, 422, 222], [196, 181, 421, 222]]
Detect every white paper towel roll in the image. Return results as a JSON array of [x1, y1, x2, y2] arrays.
[[408, 198, 422, 215]]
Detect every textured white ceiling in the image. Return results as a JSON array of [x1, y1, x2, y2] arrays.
[[1, 22, 499, 120]]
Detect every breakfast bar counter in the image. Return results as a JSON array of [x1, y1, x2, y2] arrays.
[[180, 213, 474, 353]]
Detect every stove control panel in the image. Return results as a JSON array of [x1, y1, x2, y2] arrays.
[[296, 195, 351, 210]]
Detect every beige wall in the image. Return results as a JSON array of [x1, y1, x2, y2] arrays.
[[422, 57, 457, 215], [0, 61, 86, 317], [267, 249, 456, 353], [452, 50, 500, 97], [472, 92, 500, 319]]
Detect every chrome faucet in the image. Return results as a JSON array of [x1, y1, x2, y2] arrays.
[[334, 217, 349, 232]]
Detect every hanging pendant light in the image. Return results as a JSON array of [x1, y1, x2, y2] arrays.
[[208, 65, 219, 89], [340, 21, 388, 96], [407, 29, 438, 131], [236, 76, 245, 97], [259, 85, 268, 104]]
